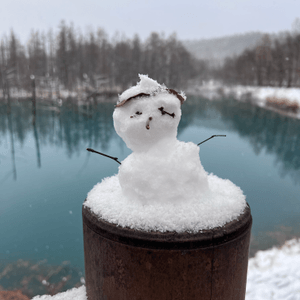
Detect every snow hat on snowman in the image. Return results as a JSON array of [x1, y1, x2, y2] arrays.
[[113, 75, 186, 153], [116, 74, 186, 107]]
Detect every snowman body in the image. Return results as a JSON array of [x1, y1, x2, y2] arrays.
[[118, 141, 209, 204], [113, 75, 209, 204]]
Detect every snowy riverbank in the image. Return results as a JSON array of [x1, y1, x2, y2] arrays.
[[32, 238, 300, 300], [2, 82, 300, 119], [187, 81, 300, 119]]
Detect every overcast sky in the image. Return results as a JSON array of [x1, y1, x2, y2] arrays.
[[1, 0, 300, 42]]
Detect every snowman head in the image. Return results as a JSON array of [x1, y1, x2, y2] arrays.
[[113, 75, 186, 153]]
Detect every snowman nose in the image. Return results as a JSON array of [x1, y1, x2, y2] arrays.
[[146, 117, 152, 130]]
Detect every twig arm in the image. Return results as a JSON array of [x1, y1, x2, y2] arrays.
[[197, 135, 226, 146], [86, 148, 121, 165]]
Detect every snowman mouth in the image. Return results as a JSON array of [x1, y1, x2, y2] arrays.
[[146, 117, 152, 130]]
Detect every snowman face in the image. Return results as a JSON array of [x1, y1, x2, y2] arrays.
[[113, 93, 182, 152]]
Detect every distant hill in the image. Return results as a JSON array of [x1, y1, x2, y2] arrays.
[[183, 32, 272, 66]]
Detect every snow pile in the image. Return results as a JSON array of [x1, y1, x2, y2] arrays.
[[32, 286, 86, 300], [85, 74, 246, 232], [85, 173, 245, 232], [246, 238, 300, 300]]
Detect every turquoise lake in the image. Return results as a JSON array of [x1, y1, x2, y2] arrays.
[[1, 96, 300, 276]]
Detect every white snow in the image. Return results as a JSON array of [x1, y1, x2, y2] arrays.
[[117, 74, 186, 106], [118, 74, 164, 104], [31, 239, 300, 300], [85, 173, 246, 232], [222, 85, 300, 109], [32, 285, 86, 300], [189, 81, 300, 119], [85, 75, 246, 232], [246, 238, 300, 300], [117, 141, 209, 205]]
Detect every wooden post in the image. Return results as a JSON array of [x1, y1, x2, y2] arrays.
[[83, 203, 252, 300]]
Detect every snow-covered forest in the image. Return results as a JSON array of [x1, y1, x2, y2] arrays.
[[0, 21, 196, 99], [217, 32, 300, 88], [1, 21, 300, 101]]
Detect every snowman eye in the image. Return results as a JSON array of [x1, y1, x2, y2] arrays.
[[130, 111, 142, 118], [158, 107, 175, 118]]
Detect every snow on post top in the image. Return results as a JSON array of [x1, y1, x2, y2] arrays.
[[85, 75, 247, 233]]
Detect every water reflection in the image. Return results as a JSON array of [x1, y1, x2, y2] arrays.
[[7, 105, 17, 180], [33, 118, 41, 168], [0, 100, 116, 172], [1, 97, 300, 295], [0, 259, 83, 298], [180, 97, 300, 183], [211, 98, 300, 184], [0, 98, 300, 183]]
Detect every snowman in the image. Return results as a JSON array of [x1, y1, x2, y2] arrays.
[[113, 74, 209, 204], [86, 74, 246, 232]]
